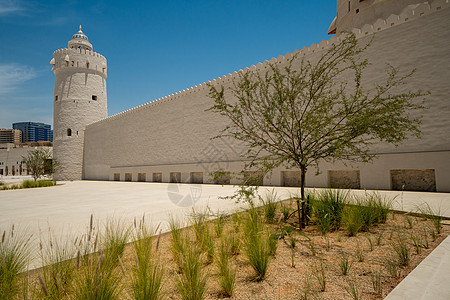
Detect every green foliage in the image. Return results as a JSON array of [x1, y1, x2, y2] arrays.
[[34, 234, 77, 299], [384, 258, 400, 278], [311, 189, 347, 234], [371, 270, 383, 296], [280, 201, 291, 221], [0, 226, 32, 299], [242, 208, 271, 280], [392, 237, 409, 267], [176, 235, 208, 300], [338, 253, 352, 276], [214, 213, 225, 238], [260, 191, 278, 223], [216, 238, 236, 297], [131, 221, 164, 300], [208, 32, 426, 229], [342, 206, 363, 236], [22, 148, 59, 181], [416, 203, 443, 234], [72, 253, 123, 300], [102, 218, 130, 267], [345, 278, 360, 300], [313, 260, 326, 292], [355, 243, 365, 262], [169, 217, 184, 271]]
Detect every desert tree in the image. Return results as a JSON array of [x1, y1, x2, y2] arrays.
[[208, 33, 426, 228], [22, 148, 59, 181]]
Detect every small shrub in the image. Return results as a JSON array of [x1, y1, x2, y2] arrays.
[[338, 253, 352, 276], [201, 224, 215, 264], [21, 180, 36, 189], [216, 238, 236, 297], [228, 230, 240, 256], [268, 232, 278, 257]]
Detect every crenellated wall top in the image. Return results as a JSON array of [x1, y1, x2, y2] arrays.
[[86, 0, 449, 128]]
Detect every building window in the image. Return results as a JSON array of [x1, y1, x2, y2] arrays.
[[152, 173, 162, 182], [170, 172, 181, 183], [125, 173, 132, 182], [114, 173, 120, 181], [55, 95, 58, 101], [92, 95, 97, 100], [86, 62, 90, 68], [67, 128, 72, 136], [348, 1, 350, 12], [71, 61, 75, 67], [190, 172, 203, 184], [356, 8, 360, 13], [138, 173, 146, 182]]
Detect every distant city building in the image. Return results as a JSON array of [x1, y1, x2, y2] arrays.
[[13, 122, 52, 142], [0, 129, 22, 144]]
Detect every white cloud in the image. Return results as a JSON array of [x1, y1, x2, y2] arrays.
[[0, 0, 23, 15], [0, 63, 36, 95]]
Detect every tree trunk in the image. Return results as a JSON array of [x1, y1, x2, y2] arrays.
[[300, 166, 306, 228]]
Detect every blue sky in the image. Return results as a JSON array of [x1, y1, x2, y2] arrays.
[[0, 0, 336, 129]]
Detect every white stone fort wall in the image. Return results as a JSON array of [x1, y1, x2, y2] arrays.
[[53, 47, 107, 180], [83, 1, 450, 191]]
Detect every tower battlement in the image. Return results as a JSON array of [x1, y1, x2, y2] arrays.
[[51, 47, 107, 77], [52, 26, 108, 180]]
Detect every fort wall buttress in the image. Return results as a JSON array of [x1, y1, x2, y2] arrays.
[[83, 3, 450, 191]]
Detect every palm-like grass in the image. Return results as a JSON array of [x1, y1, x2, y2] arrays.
[[0, 226, 32, 299]]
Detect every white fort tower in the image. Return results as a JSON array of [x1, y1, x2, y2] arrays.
[[50, 26, 108, 180]]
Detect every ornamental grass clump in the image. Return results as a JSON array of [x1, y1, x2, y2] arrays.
[[0, 226, 32, 299], [176, 235, 208, 300], [131, 221, 164, 300], [102, 218, 131, 267], [242, 207, 271, 281], [34, 234, 77, 299], [260, 190, 279, 223], [216, 238, 236, 297], [311, 189, 348, 234]]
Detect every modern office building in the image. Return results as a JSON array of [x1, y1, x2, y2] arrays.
[[13, 122, 52, 143], [0, 129, 22, 144]]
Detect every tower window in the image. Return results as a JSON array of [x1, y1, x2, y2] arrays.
[[92, 95, 97, 100], [67, 128, 72, 136], [55, 95, 58, 101], [86, 62, 90, 68], [71, 61, 75, 66], [356, 8, 360, 13], [348, 1, 350, 12]]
